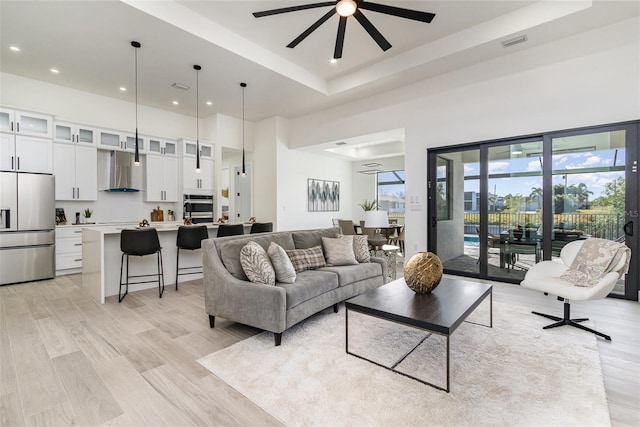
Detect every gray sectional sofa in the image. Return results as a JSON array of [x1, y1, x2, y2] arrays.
[[202, 227, 387, 345]]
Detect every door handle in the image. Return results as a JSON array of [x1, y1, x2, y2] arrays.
[[16, 122, 19, 133], [11, 156, 14, 170], [77, 187, 79, 199], [431, 217, 437, 227], [624, 221, 633, 236], [16, 157, 20, 170]]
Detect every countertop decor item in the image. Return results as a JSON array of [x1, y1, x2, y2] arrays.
[[184, 217, 193, 225], [83, 208, 93, 220], [138, 219, 149, 228], [249, 217, 257, 223], [404, 251, 443, 293]]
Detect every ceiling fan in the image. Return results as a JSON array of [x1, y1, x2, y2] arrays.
[[253, 0, 436, 59]]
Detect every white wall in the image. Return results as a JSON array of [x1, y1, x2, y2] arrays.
[[286, 18, 640, 259], [269, 118, 353, 231], [351, 156, 404, 223]]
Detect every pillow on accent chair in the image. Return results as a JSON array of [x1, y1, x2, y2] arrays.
[[322, 236, 358, 266], [240, 241, 276, 286], [352, 234, 371, 263], [286, 245, 326, 273], [267, 242, 296, 284]]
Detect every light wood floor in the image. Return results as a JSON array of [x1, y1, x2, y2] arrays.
[[1, 274, 638, 426]]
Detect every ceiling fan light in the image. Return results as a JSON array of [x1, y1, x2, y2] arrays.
[[336, 0, 357, 17]]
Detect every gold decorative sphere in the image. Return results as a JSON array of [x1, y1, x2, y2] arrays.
[[404, 252, 443, 293]]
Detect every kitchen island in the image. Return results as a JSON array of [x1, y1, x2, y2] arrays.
[[82, 222, 253, 303]]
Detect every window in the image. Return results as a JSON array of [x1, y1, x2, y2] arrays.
[[437, 157, 452, 220], [377, 170, 405, 216]]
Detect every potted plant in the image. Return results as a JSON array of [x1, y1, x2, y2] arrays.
[[358, 199, 378, 211], [83, 208, 93, 223]]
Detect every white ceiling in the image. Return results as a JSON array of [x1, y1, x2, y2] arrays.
[[0, 0, 638, 160]]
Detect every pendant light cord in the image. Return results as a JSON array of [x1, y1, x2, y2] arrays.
[[132, 41, 141, 165], [241, 82, 247, 175], [194, 65, 202, 171]]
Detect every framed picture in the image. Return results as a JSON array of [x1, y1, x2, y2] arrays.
[[308, 179, 340, 212]]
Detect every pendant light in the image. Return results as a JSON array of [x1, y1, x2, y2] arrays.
[[240, 82, 247, 176], [131, 41, 141, 165], [194, 65, 201, 172]]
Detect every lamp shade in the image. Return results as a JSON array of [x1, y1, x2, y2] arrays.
[[364, 210, 389, 228]]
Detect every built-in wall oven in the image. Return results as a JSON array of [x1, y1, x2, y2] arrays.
[[183, 194, 214, 224]]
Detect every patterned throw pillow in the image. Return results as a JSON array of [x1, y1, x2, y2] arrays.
[[352, 235, 371, 263], [322, 236, 358, 266], [267, 242, 296, 284], [286, 245, 326, 273], [240, 241, 276, 286]]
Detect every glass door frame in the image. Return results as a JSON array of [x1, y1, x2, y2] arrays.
[[428, 120, 638, 301]]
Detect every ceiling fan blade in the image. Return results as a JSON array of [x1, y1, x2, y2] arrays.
[[287, 8, 336, 48], [353, 10, 391, 52], [334, 16, 347, 59], [359, 2, 436, 23], [253, 2, 335, 18]]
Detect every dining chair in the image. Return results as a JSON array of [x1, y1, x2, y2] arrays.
[[338, 220, 357, 235]]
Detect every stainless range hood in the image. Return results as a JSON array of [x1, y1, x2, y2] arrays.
[[108, 151, 139, 192]]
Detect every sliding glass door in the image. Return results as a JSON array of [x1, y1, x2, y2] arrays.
[[428, 121, 638, 300]]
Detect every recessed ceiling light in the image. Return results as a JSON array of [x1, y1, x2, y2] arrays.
[[119, 87, 127, 92], [50, 68, 59, 74], [9, 46, 20, 52], [172, 101, 179, 105], [206, 101, 213, 106], [335, 141, 347, 145]]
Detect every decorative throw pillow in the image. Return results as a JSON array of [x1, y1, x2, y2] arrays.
[[286, 245, 326, 273], [240, 241, 275, 286], [267, 242, 296, 284], [352, 234, 371, 263], [322, 236, 358, 266]]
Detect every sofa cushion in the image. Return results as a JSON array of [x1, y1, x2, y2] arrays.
[[292, 228, 339, 250], [268, 242, 296, 284], [322, 236, 358, 266], [319, 262, 383, 287], [278, 270, 339, 309], [218, 232, 296, 281], [286, 246, 326, 273], [352, 235, 371, 263], [240, 242, 276, 286]]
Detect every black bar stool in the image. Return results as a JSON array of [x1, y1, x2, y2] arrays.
[[119, 228, 164, 302], [216, 223, 245, 237], [175, 225, 209, 290], [250, 222, 273, 234]]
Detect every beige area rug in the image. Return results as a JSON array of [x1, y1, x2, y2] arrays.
[[198, 300, 610, 427]]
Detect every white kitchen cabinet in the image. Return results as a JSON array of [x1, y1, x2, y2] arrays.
[[0, 107, 52, 137], [181, 138, 214, 194], [0, 134, 53, 173], [98, 129, 145, 153], [182, 139, 213, 159], [55, 226, 83, 274], [53, 143, 98, 200], [55, 122, 96, 145], [144, 154, 178, 202], [147, 137, 177, 156], [183, 156, 213, 193]]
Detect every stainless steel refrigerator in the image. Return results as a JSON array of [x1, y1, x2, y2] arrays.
[[0, 172, 55, 285]]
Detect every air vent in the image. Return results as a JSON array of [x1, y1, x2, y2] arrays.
[[501, 34, 527, 48], [335, 141, 347, 146], [172, 82, 190, 90]]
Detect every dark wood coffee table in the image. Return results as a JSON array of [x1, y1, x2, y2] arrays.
[[345, 277, 492, 392]]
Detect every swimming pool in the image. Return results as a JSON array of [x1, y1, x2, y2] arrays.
[[463, 235, 480, 247]]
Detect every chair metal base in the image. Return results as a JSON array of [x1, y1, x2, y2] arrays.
[[532, 300, 611, 341], [119, 251, 165, 303]]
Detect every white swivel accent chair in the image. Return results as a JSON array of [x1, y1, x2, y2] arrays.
[[521, 239, 629, 341]]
